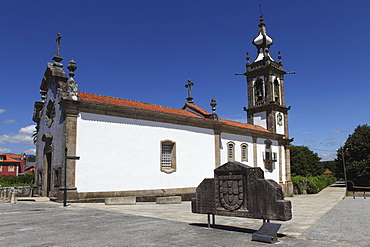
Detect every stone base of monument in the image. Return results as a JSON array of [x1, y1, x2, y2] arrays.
[[156, 196, 182, 204], [105, 197, 136, 205], [252, 222, 281, 243]]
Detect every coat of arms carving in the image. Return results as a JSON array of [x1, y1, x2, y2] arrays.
[[217, 175, 244, 211]]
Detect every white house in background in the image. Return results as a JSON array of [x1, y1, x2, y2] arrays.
[[32, 16, 293, 202]]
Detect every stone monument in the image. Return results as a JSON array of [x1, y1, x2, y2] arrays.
[[191, 161, 292, 242]]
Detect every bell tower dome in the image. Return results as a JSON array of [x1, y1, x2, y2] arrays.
[[237, 15, 292, 138]]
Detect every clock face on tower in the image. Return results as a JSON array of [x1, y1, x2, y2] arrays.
[[277, 113, 283, 126]]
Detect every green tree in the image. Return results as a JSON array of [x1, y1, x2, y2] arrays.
[[290, 145, 323, 176], [336, 124, 370, 186]]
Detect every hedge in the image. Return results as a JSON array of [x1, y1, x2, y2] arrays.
[[0, 173, 35, 187], [292, 174, 337, 194]]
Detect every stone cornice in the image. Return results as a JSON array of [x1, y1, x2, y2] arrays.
[[246, 103, 290, 114]]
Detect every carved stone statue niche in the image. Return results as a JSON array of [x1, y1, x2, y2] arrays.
[[191, 161, 291, 221]]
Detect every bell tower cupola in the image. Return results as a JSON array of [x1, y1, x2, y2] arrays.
[[252, 15, 274, 63], [237, 15, 293, 138]]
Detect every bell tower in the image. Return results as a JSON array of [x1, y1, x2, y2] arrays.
[[237, 15, 292, 138]]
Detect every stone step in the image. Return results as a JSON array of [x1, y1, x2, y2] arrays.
[[105, 197, 136, 205], [156, 196, 182, 204]]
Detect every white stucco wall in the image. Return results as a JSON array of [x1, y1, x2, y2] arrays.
[[257, 138, 279, 182], [219, 133, 281, 183], [220, 133, 253, 166], [75, 112, 215, 192], [253, 112, 267, 129]]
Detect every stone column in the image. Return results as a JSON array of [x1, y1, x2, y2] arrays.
[[278, 141, 283, 183], [214, 128, 221, 168], [253, 136, 258, 167], [284, 143, 293, 197], [64, 105, 79, 201]]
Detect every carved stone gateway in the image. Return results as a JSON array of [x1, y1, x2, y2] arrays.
[[192, 161, 292, 221]]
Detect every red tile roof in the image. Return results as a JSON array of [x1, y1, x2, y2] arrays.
[[323, 168, 333, 174], [0, 154, 21, 163], [183, 103, 211, 117], [220, 119, 273, 133], [78, 92, 276, 135], [79, 92, 203, 119], [7, 154, 24, 160]]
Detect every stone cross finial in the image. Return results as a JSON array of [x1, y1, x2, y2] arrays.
[[278, 51, 282, 64], [210, 98, 217, 113], [52, 33, 63, 67], [67, 59, 77, 79], [56, 33, 62, 57], [63, 59, 78, 101], [210, 98, 218, 120], [185, 79, 194, 103]]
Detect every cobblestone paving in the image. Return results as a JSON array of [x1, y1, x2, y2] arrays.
[[73, 185, 346, 238], [3, 184, 368, 246]]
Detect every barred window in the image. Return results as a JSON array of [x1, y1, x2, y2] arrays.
[[160, 140, 176, 173], [227, 142, 235, 161], [241, 143, 248, 162], [161, 144, 172, 168]]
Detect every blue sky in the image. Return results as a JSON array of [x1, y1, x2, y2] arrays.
[[1, 0, 369, 161]]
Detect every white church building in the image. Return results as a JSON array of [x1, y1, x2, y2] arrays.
[[33, 16, 293, 202]]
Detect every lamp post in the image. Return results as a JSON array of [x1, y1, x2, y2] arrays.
[[64, 148, 79, 207], [341, 149, 348, 196]]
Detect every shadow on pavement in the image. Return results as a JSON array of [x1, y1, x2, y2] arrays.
[[189, 223, 287, 237]]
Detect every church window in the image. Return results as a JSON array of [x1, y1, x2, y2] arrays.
[[8, 166, 15, 172], [160, 140, 176, 173], [227, 142, 235, 161], [241, 143, 248, 162]]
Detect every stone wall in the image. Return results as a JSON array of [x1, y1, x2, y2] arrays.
[[0, 186, 32, 200]]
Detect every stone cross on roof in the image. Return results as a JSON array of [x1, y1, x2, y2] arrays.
[[52, 33, 63, 67], [56, 33, 62, 57], [185, 79, 194, 104]]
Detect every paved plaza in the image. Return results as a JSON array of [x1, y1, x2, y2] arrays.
[[1, 183, 369, 246]]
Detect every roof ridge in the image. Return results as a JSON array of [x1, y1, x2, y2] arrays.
[[79, 91, 188, 112]]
